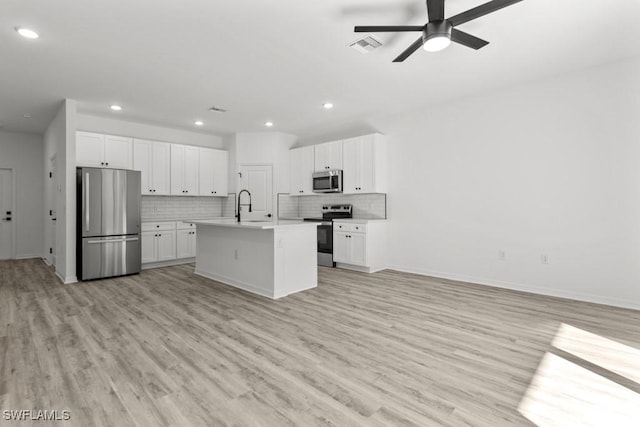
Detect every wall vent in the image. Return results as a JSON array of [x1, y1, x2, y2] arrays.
[[349, 36, 383, 54], [209, 106, 227, 113]]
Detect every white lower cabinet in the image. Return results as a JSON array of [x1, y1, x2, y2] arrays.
[[142, 221, 197, 266], [333, 221, 386, 273], [176, 222, 197, 258], [141, 228, 176, 263]]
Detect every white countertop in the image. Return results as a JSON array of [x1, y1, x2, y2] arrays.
[[186, 219, 319, 230], [332, 218, 387, 224]]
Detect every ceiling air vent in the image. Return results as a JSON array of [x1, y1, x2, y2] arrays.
[[349, 36, 383, 54]]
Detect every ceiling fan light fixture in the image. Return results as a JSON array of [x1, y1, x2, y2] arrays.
[[422, 21, 452, 52]]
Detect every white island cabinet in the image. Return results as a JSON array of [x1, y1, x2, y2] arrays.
[[190, 219, 319, 299]]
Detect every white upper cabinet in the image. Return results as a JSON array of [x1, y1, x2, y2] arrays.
[[198, 148, 228, 196], [314, 140, 343, 171], [289, 146, 314, 196], [133, 139, 171, 195], [342, 133, 387, 194], [170, 144, 199, 196], [76, 131, 132, 169]]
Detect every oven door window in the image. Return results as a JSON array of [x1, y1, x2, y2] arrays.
[[317, 224, 333, 253], [313, 177, 331, 191]]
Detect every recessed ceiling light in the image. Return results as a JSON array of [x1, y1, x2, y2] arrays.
[[194, 120, 204, 126], [265, 121, 274, 127], [110, 105, 122, 111], [16, 27, 39, 39], [323, 103, 334, 109]]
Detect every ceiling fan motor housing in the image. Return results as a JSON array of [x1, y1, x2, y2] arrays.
[[423, 20, 452, 43]]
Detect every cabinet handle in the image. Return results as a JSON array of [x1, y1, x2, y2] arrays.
[[106, 162, 109, 166]]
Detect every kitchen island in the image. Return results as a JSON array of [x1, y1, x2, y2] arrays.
[[187, 219, 319, 299]]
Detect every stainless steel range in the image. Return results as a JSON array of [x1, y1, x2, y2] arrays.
[[304, 204, 352, 267]]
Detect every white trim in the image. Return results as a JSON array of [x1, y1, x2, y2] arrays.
[[335, 263, 384, 273], [194, 268, 276, 299], [142, 257, 195, 270], [64, 276, 78, 284], [387, 264, 640, 311], [14, 254, 43, 260]]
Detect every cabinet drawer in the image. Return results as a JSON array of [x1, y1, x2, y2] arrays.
[[142, 221, 176, 232], [177, 222, 197, 230], [333, 222, 367, 233]]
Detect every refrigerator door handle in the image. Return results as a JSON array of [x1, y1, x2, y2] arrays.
[[86, 237, 139, 244], [85, 172, 90, 232]]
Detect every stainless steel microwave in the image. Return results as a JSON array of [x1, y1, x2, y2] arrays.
[[312, 170, 343, 193]]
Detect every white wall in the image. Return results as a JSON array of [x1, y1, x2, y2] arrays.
[[77, 114, 224, 148], [44, 99, 77, 283], [231, 132, 297, 212], [0, 131, 44, 258], [378, 58, 640, 309]]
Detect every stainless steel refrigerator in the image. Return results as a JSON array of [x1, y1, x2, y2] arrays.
[[77, 167, 141, 280]]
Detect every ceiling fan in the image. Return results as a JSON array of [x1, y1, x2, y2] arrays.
[[354, 0, 524, 62]]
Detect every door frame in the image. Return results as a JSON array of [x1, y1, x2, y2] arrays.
[[0, 168, 17, 260], [237, 163, 274, 220]]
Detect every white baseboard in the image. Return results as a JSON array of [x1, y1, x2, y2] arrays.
[[387, 264, 640, 311], [14, 254, 43, 260], [194, 268, 276, 299], [142, 258, 195, 270], [54, 270, 78, 284]]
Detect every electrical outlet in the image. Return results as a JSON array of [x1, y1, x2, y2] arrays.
[[541, 254, 549, 264], [498, 250, 506, 261]]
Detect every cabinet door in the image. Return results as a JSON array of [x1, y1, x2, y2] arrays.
[[198, 148, 215, 196], [170, 144, 185, 195], [133, 140, 153, 194], [349, 233, 367, 266], [183, 146, 199, 195], [332, 231, 349, 263], [104, 135, 133, 169], [141, 231, 157, 263], [211, 150, 228, 196], [343, 135, 377, 194], [152, 142, 171, 195], [358, 136, 376, 193], [327, 140, 343, 170], [189, 232, 197, 257], [77, 132, 105, 167], [176, 229, 191, 258], [290, 146, 313, 195], [342, 137, 359, 194], [156, 230, 176, 261]]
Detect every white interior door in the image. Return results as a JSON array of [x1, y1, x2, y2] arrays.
[[49, 157, 57, 265], [0, 169, 14, 260], [238, 164, 273, 221]]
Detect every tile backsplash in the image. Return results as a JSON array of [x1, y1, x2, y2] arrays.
[[141, 196, 227, 221], [278, 193, 387, 219]]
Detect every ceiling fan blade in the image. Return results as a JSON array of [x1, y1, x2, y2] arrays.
[[448, 0, 523, 27], [451, 29, 489, 50], [393, 37, 424, 62], [355, 25, 424, 32], [426, 0, 445, 22]]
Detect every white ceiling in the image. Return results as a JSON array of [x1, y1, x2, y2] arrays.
[[2, 0, 640, 137]]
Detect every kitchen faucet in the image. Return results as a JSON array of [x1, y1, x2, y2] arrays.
[[236, 189, 252, 222]]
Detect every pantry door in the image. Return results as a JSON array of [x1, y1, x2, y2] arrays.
[[238, 164, 273, 221], [0, 169, 14, 260]]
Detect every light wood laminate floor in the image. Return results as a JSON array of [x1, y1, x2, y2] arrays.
[[1, 259, 639, 426]]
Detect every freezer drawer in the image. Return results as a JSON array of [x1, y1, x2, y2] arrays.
[[80, 235, 141, 280]]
